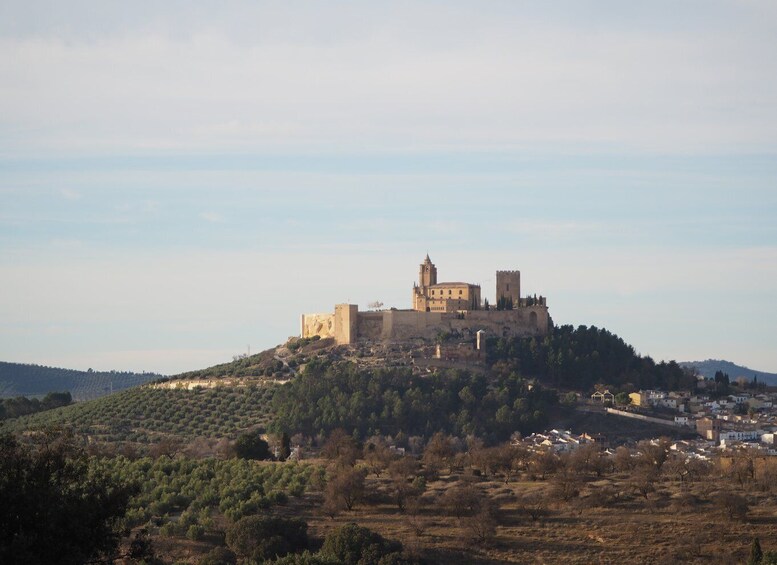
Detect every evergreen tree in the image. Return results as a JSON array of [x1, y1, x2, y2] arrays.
[[749, 537, 764, 565], [234, 431, 272, 460], [0, 431, 136, 565]]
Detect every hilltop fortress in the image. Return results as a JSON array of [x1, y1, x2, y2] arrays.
[[301, 255, 551, 345]]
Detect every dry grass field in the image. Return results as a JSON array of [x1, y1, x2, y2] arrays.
[[300, 475, 774, 564], [142, 453, 777, 565]]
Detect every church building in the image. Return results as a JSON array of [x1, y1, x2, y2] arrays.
[[412, 255, 482, 312]]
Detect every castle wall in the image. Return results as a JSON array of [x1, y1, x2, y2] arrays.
[[451, 307, 550, 337], [357, 311, 384, 341], [300, 313, 336, 340], [303, 305, 550, 345], [381, 310, 445, 341]]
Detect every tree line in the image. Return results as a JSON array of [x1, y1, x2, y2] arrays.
[[0, 391, 72, 420], [487, 324, 698, 392]]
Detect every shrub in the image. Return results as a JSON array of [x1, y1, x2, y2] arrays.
[[288, 481, 306, 498], [187, 524, 206, 541], [226, 515, 308, 562], [0, 433, 137, 565], [265, 551, 338, 564], [199, 546, 237, 565], [234, 432, 272, 461], [320, 523, 402, 565], [268, 490, 289, 505]]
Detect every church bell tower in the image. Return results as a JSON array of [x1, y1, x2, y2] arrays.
[[419, 254, 437, 287]]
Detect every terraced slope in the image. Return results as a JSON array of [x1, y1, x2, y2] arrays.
[[2, 383, 276, 444]]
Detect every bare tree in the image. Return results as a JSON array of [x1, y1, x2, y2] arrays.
[[404, 498, 428, 537], [322, 428, 360, 466], [635, 438, 670, 472], [517, 493, 549, 523], [440, 479, 482, 519], [320, 492, 344, 519], [613, 446, 635, 472], [628, 466, 659, 500], [756, 459, 777, 493], [363, 436, 395, 477], [214, 437, 233, 459], [462, 503, 498, 544], [570, 443, 609, 477], [389, 456, 419, 480], [549, 467, 582, 504], [664, 453, 692, 484], [528, 449, 559, 480], [473, 444, 527, 483], [423, 432, 456, 476], [580, 484, 620, 511], [388, 456, 422, 512], [714, 491, 749, 522], [149, 436, 183, 459], [726, 448, 758, 487], [687, 457, 712, 483], [323, 466, 367, 512]]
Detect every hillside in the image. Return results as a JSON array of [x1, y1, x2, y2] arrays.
[[0, 338, 340, 447], [488, 325, 697, 392], [2, 383, 276, 449], [8, 328, 765, 564], [2, 327, 703, 450], [680, 359, 777, 386], [3, 326, 694, 453], [0, 361, 164, 401]]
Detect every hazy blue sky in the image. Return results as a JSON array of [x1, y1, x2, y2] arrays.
[[2, 1, 776, 374]]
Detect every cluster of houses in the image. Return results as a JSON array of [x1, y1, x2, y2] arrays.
[[516, 427, 777, 463], [589, 386, 777, 454], [518, 429, 608, 453]]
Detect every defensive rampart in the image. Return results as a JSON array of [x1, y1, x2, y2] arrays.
[[301, 305, 550, 345]]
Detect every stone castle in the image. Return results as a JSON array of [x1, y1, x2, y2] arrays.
[[300, 255, 550, 345]]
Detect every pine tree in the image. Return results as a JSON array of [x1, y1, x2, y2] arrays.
[[749, 537, 764, 565]]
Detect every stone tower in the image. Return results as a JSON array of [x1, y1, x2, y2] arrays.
[[419, 254, 437, 287], [496, 270, 520, 306]]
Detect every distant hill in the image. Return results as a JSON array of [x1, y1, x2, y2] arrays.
[[679, 359, 777, 386], [0, 362, 165, 401]]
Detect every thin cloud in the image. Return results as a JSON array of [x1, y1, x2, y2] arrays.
[[59, 188, 81, 200], [1, 4, 775, 156], [502, 220, 608, 239], [199, 212, 224, 223]]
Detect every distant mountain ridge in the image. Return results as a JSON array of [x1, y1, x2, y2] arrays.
[[679, 359, 777, 386], [0, 361, 165, 401]]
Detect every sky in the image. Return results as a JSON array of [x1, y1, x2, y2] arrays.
[[1, 1, 777, 375]]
